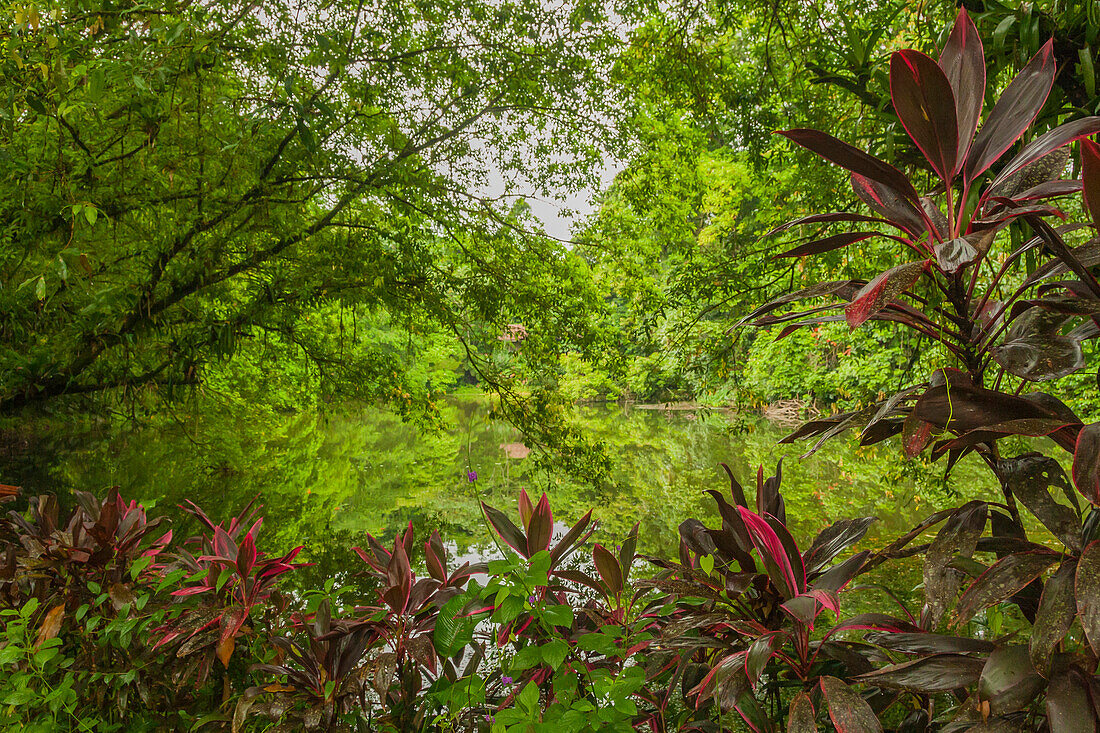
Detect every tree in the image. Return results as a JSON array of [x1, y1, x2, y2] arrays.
[[0, 0, 626, 414]]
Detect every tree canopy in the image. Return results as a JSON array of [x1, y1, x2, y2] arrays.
[[0, 0, 632, 414]]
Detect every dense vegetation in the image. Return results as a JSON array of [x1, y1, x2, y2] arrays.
[[8, 0, 1100, 731]]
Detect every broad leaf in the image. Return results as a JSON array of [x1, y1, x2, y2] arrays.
[[923, 501, 987, 629], [998, 454, 1082, 552], [527, 493, 553, 555], [779, 129, 921, 206], [777, 232, 878, 258], [978, 645, 1045, 717], [891, 49, 958, 182], [1075, 540, 1100, 655], [857, 654, 984, 693], [938, 8, 985, 167], [965, 41, 1056, 183], [737, 506, 803, 598], [1030, 559, 1077, 673], [820, 676, 882, 733], [850, 173, 926, 236], [787, 691, 816, 733], [953, 550, 1059, 625], [1046, 668, 1097, 733], [1073, 423, 1100, 505], [845, 261, 927, 329], [481, 502, 528, 557], [991, 307, 1085, 381], [592, 543, 623, 595], [863, 631, 993, 655], [989, 116, 1100, 194], [1081, 137, 1100, 229], [804, 518, 876, 574]]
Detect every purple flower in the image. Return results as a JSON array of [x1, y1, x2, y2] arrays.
[[501, 676, 513, 685], [467, 470, 478, 483]]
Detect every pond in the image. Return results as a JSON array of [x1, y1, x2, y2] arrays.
[[4, 397, 1004, 604]]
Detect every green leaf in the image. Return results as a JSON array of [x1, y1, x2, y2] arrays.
[[510, 644, 543, 671], [434, 595, 476, 658], [540, 639, 569, 669], [541, 604, 574, 627]]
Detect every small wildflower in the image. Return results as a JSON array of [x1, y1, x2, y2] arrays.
[[501, 676, 513, 685], [467, 470, 478, 483]]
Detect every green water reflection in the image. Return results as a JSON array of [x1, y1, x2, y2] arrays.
[[7, 399, 1003, 593]]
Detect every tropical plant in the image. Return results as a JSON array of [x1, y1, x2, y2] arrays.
[[745, 8, 1100, 510], [733, 8, 1100, 732], [637, 462, 878, 731], [153, 498, 307, 682]]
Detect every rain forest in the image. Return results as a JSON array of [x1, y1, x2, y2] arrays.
[[6, 0, 1100, 731]]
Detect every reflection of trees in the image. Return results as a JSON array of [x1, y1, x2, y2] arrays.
[[32, 400, 1000, 581]]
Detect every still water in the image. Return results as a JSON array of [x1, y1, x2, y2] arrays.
[[5, 398, 1002, 592]]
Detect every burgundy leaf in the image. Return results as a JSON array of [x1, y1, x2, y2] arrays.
[[425, 531, 447, 583], [1077, 540, 1100, 656], [830, 613, 922, 635], [850, 173, 926, 236], [765, 211, 890, 236], [891, 49, 959, 181], [988, 116, 1100, 195], [965, 41, 1056, 183], [744, 633, 780, 689], [518, 489, 534, 530], [1073, 423, 1100, 504], [1030, 559, 1077, 674], [863, 631, 993, 655], [787, 691, 816, 733], [991, 307, 1085, 382], [998, 454, 1082, 552], [737, 506, 801, 598], [385, 535, 413, 614], [618, 522, 639, 584], [857, 654, 984, 693], [804, 518, 876, 574], [1046, 667, 1098, 733], [1082, 138, 1100, 229], [923, 502, 987, 629], [911, 383, 1059, 434], [953, 550, 1059, 625], [592, 543, 623, 595], [978, 645, 1046, 717], [777, 231, 878, 258], [526, 493, 553, 556], [812, 551, 871, 593], [235, 532, 256, 578], [481, 501, 528, 557], [820, 675, 883, 733], [213, 526, 237, 563], [779, 129, 921, 206], [938, 7, 985, 167], [549, 510, 593, 565], [734, 280, 861, 329], [901, 411, 935, 458], [845, 261, 928, 329]]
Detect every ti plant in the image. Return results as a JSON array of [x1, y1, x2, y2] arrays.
[[745, 7, 1100, 516], [641, 463, 877, 732], [1, 488, 170, 611], [153, 498, 307, 681], [737, 7, 1100, 733]]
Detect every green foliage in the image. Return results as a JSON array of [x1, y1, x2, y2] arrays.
[[0, 0, 626, 422]]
